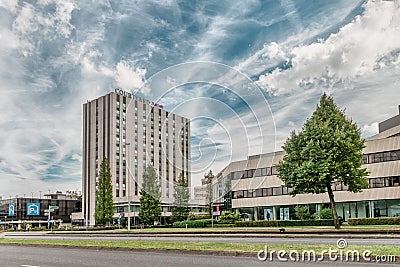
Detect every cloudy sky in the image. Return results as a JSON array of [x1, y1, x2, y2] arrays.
[[0, 0, 400, 198]]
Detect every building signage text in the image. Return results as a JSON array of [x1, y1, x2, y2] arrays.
[[114, 88, 163, 109]]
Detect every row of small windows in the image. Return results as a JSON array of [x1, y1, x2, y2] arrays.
[[232, 176, 400, 199], [232, 187, 292, 199], [231, 166, 278, 180], [362, 150, 400, 164], [229, 150, 400, 181]]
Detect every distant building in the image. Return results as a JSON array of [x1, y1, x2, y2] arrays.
[[82, 89, 191, 226], [193, 176, 212, 203], [213, 105, 400, 221], [0, 191, 82, 229], [193, 185, 207, 202]]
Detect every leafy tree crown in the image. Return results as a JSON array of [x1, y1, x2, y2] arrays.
[[278, 93, 368, 196]]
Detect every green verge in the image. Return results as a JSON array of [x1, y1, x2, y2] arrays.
[[51, 225, 400, 234], [0, 239, 399, 257]]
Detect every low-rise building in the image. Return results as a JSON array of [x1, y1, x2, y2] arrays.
[[0, 191, 82, 229], [213, 106, 400, 221]]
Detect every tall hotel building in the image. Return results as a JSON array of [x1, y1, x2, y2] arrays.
[[83, 89, 190, 226]]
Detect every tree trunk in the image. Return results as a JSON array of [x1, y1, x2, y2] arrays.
[[326, 183, 340, 229]]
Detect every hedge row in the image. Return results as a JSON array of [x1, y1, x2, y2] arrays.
[[235, 219, 334, 227], [348, 217, 400, 226], [173, 219, 217, 228], [71, 226, 121, 231], [187, 214, 211, 221]]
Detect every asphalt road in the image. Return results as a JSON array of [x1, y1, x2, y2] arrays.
[[0, 245, 398, 267], [4, 233, 400, 246]]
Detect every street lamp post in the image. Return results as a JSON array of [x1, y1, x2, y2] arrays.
[[126, 142, 131, 231]]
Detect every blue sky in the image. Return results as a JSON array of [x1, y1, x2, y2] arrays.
[[1, 0, 400, 197]]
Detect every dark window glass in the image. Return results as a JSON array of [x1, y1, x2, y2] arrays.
[[261, 168, 267, 176], [370, 178, 385, 188], [362, 155, 368, 164], [255, 189, 263, 197], [254, 168, 262, 177], [365, 150, 400, 164], [266, 188, 273, 196], [282, 187, 289, 195], [271, 166, 278, 175], [233, 171, 244, 179], [262, 188, 268, 196], [246, 169, 254, 178], [272, 187, 282, 196], [394, 177, 400, 186]]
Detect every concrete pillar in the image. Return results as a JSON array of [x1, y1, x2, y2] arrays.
[[254, 207, 258, 221], [272, 206, 277, 221], [369, 201, 374, 218]]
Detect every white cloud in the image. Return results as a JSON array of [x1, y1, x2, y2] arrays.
[[0, 0, 18, 13], [72, 154, 82, 163], [115, 60, 147, 92], [257, 0, 400, 95], [362, 122, 379, 137]]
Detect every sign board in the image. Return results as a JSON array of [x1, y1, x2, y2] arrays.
[[114, 88, 164, 109], [8, 202, 15, 216], [27, 203, 41, 216], [50, 205, 59, 210]]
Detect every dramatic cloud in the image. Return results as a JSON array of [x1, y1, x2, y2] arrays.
[[257, 0, 400, 95], [1, 0, 398, 196], [115, 60, 147, 92]]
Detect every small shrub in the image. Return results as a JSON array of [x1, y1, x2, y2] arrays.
[[187, 213, 211, 221], [217, 211, 241, 224], [295, 205, 311, 220], [348, 217, 400, 226], [235, 220, 280, 227], [173, 219, 217, 228], [234, 219, 334, 227], [316, 208, 333, 220]]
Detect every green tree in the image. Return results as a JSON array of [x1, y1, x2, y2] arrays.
[[171, 173, 190, 222], [277, 93, 368, 229], [139, 164, 162, 225], [294, 205, 311, 220], [204, 170, 214, 217], [94, 157, 115, 225]]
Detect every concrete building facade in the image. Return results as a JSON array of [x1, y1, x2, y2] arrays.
[[83, 89, 190, 226], [213, 106, 400, 221]]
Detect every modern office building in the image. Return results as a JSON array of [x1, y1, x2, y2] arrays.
[[0, 191, 82, 229], [82, 89, 191, 226], [213, 106, 400, 221]]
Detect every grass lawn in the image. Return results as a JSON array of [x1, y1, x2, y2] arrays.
[[0, 238, 399, 257], [61, 225, 400, 233]]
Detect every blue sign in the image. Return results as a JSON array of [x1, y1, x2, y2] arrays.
[[27, 202, 40, 216], [8, 202, 15, 216]]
